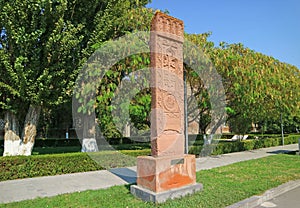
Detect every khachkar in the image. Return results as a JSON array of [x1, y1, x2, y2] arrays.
[[131, 12, 202, 203]]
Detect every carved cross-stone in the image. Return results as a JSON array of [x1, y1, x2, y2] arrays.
[[131, 12, 202, 203], [150, 12, 185, 157]]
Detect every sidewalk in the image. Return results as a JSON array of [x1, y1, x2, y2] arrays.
[[0, 144, 298, 204]]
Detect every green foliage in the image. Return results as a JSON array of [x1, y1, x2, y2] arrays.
[[120, 149, 150, 157], [95, 54, 152, 138], [211, 43, 300, 130], [0, 0, 124, 148], [1, 134, 298, 183], [0, 148, 150, 181], [33, 138, 81, 147], [0, 0, 88, 109], [228, 115, 252, 134], [189, 134, 299, 155], [214, 135, 299, 154], [0, 1, 152, 155], [0, 153, 104, 181], [74, 6, 154, 139], [129, 88, 151, 130], [184, 33, 218, 134], [31, 146, 82, 155], [82, 9, 300, 137], [261, 115, 300, 134], [92, 2, 152, 47], [184, 33, 300, 134]]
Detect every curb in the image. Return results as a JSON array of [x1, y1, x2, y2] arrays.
[[227, 179, 300, 208]]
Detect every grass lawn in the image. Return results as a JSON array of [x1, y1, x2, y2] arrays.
[[1, 154, 300, 208]]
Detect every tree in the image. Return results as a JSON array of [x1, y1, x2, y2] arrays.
[[179, 33, 300, 135], [76, 9, 300, 142], [0, 0, 150, 156], [184, 33, 219, 134], [211, 43, 300, 134], [91, 7, 154, 141]]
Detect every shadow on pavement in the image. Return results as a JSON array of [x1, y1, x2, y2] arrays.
[[109, 168, 137, 184]]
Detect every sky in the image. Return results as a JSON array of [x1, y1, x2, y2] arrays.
[[146, 0, 300, 69]]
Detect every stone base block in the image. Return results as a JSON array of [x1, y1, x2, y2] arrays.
[[131, 183, 203, 203], [136, 154, 196, 193]]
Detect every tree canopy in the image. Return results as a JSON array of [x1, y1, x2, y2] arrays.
[[92, 26, 300, 136], [0, 0, 150, 155], [1, 2, 299, 154]]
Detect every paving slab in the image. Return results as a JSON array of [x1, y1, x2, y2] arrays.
[[228, 179, 300, 208], [255, 185, 300, 208], [196, 144, 298, 171], [0, 170, 127, 204]]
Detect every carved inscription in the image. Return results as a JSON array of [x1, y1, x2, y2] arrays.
[[151, 12, 184, 37], [155, 37, 183, 75], [150, 12, 185, 157]]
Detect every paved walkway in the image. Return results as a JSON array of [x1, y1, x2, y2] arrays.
[[0, 144, 298, 204], [255, 185, 300, 208]]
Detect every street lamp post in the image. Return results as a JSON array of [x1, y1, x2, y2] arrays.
[[281, 113, 284, 146], [184, 69, 188, 154]]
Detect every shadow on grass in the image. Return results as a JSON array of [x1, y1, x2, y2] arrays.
[[124, 183, 137, 192], [267, 150, 297, 154]]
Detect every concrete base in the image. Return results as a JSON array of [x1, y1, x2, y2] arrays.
[[130, 183, 203, 203]]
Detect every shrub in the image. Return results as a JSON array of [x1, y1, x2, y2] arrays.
[[0, 153, 104, 181], [284, 135, 299, 145], [189, 134, 299, 156], [120, 149, 151, 157]]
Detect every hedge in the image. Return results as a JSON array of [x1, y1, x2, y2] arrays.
[[1, 134, 299, 157], [0, 135, 298, 181], [189, 134, 300, 156], [0, 153, 104, 181]]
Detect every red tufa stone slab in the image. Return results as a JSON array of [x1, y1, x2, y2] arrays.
[[151, 134, 184, 157], [136, 154, 196, 193], [133, 12, 201, 200], [150, 11, 185, 157]]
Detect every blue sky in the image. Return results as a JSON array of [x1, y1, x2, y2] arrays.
[[146, 0, 300, 69]]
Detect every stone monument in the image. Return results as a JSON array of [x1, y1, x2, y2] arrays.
[[130, 12, 202, 203]]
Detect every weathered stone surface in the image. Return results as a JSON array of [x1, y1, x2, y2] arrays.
[[131, 12, 202, 203], [151, 134, 184, 157], [131, 183, 203, 203], [136, 154, 196, 193], [150, 12, 184, 157]]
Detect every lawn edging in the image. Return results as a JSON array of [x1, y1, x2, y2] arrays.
[[227, 179, 300, 208]]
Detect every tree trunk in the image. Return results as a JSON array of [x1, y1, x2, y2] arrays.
[[3, 112, 21, 156], [18, 105, 41, 156], [81, 114, 98, 152]]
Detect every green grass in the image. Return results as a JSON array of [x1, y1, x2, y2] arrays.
[[1, 154, 300, 208]]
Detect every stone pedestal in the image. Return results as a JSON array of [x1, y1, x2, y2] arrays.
[[131, 12, 202, 203], [131, 154, 202, 203], [136, 154, 196, 192]]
